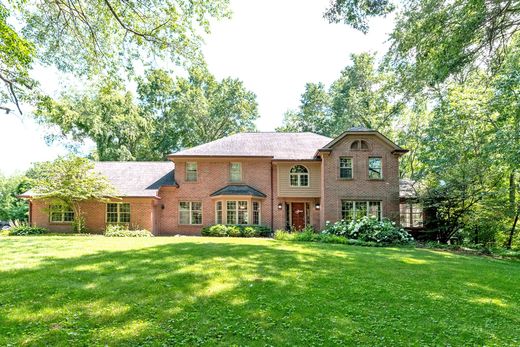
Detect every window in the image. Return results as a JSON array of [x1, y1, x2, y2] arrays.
[[341, 200, 381, 221], [252, 201, 260, 225], [186, 162, 198, 182], [339, 157, 353, 179], [226, 200, 249, 224], [107, 203, 130, 224], [215, 201, 223, 224], [49, 204, 74, 223], [179, 201, 202, 225], [230, 162, 242, 182], [368, 157, 382, 179], [400, 202, 423, 228], [290, 165, 309, 187], [351, 140, 369, 150]]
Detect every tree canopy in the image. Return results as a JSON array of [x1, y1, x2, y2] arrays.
[[0, 0, 230, 113]]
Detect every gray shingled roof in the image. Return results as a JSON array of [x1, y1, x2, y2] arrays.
[[210, 184, 267, 197], [21, 162, 176, 198], [94, 162, 176, 197], [169, 132, 333, 160]]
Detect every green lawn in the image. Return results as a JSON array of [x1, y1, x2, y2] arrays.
[[1, 237, 519, 346]]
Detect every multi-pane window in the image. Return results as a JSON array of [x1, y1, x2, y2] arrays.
[[339, 157, 353, 179], [186, 162, 198, 182], [49, 204, 74, 223], [290, 165, 309, 187], [368, 157, 383, 179], [252, 201, 260, 225], [351, 140, 369, 150], [226, 200, 248, 224], [400, 203, 423, 228], [107, 203, 130, 224], [230, 162, 242, 182], [341, 200, 381, 221], [215, 201, 223, 224], [179, 201, 202, 225]]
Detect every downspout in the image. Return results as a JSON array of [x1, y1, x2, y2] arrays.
[[271, 161, 274, 232]]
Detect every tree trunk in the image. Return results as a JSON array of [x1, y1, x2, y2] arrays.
[[507, 210, 519, 249], [510, 170, 516, 213]]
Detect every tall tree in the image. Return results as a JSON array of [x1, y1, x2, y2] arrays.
[[138, 67, 259, 154], [276, 83, 333, 135], [35, 78, 155, 161], [277, 53, 402, 137], [1, 0, 230, 113], [0, 173, 31, 221]]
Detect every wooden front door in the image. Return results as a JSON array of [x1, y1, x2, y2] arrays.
[[291, 203, 306, 230]]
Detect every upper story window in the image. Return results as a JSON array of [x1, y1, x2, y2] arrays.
[[230, 162, 242, 182], [49, 204, 74, 223], [339, 157, 353, 179], [107, 203, 130, 224], [368, 157, 383, 179], [290, 165, 309, 187], [351, 140, 369, 150], [186, 162, 198, 182]]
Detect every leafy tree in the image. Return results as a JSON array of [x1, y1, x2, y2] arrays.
[[276, 83, 333, 135], [277, 53, 402, 137], [35, 79, 155, 161], [138, 67, 259, 154], [29, 155, 116, 232], [1, 0, 230, 113], [0, 173, 31, 221], [325, 0, 520, 88]]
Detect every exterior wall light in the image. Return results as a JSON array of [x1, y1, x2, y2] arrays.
[[315, 203, 320, 210], [278, 203, 283, 210]]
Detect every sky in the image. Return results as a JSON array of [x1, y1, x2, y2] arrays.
[[0, 0, 394, 175]]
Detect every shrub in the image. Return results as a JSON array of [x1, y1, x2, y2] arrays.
[[104, 224, 153, 237], [274, 229, 293, 241], [201, 224, 271, 237], [323, 216, 413, 245], [7, 225, 48, 236]]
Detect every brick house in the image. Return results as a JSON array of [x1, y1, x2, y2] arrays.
[[23, 127, 421, 235]]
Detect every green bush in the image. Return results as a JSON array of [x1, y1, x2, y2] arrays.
[[7, 226, 48, 236], [323, 216, 413, 245], [274, 228, 383, 247], [201, 224, 271, 237], [104, 224, 153, 237]]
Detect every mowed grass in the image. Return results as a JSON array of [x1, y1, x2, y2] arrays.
[[0, 237, 519, 346]]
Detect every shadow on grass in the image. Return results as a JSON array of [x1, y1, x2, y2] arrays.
[[0, 239, 519, 346]]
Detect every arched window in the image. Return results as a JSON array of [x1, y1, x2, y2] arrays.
[[290, 165, 309, 187], [350, 140, 369, 150]]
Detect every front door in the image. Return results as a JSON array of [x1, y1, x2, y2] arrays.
[[291, 203, 306, 230]]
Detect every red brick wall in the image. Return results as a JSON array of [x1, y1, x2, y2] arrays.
[[158, 158, 273, 235], [320, 134, 401, 229], [31, 198, 156, 234]]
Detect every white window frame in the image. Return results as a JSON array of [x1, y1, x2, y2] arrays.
[[341, 200, 382, 221], [179, 201, 202, 225], [49, 204, 74, 223], [225, 200, 249, 225], [215, 201, 223, 224], [289, 165, 310, 187], [186, 162, 198, 182], [106, 202, 131, 224], [252, 201, 261, 225], [229, 162, 242, 182]]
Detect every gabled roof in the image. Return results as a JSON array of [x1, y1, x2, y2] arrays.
[[317, 127, 408, 156], [169, 132, 333, 160], [21, 162, 176, 198], [210, 184, 267, 198]]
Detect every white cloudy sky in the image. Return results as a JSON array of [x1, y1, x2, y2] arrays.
[[0, 0, 393, 175]]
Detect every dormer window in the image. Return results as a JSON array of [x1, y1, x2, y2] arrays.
[[290, 165, 309, 187], [351, 140, 369, 150]]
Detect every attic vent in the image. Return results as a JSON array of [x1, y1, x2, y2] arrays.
[[351, 140, 369, 150]]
